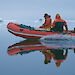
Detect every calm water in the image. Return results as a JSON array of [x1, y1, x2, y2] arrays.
[[0, 20, 75, 75]]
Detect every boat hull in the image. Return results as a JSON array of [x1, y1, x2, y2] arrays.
[[8, 40, 75, 55], [7, 23, 75, 39]]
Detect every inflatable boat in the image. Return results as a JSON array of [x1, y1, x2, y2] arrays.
[[7, 23, 75, 39], [8, 39, 75, 55]]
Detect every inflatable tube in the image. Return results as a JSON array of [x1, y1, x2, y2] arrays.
[[7, 23, 75, 39]]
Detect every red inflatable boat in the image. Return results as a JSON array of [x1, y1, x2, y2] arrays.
[[7, 23, 75, 39], [8, 40, 75, 55]]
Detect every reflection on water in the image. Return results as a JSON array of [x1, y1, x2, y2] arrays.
[[0, 20, 75, 75], [8, 39, 75, 67]]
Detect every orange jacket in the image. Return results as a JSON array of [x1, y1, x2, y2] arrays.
[[42, 50, 52, 63], [52, 50, 68, 67], [40, 17, 52, 29], [52, 15, 68, 31], [52, 19, 67, 28]]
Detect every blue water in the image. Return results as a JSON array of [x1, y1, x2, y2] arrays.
[[0, 19, 75, 75]]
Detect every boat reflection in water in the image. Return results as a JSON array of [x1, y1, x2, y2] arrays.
[[8, 39, 75, 67]]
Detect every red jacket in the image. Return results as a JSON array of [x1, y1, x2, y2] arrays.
[[52, 19, 67, 28], [52, 15, 68, 31], [40, 17, 52, 29]]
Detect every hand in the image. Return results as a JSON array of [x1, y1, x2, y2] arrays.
[[39, 26, 43, 28]]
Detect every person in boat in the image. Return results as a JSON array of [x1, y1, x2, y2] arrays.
[[41, 50, 52, 64], [51, 49, 68, 67], [52, 14, 68, 32], [40, 13, 52, 29]]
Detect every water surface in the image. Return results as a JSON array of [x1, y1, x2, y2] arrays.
[[0, 20, 75, 75]]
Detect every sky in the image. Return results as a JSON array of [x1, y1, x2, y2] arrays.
[[0, 0, 75, 21]]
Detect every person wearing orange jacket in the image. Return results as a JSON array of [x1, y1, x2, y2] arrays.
[[41, 50, 52, 64], [51, 49, 68, 67], [40, 13, 52, 29], [52, 14, 68, 32]]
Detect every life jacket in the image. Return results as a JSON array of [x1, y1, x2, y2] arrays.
[[42, 50, 51, 62], [43, 17, 52, 29]]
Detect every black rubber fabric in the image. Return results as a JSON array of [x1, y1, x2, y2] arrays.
[[19, 24, 34, 30], [20, 29, 23, 31]]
